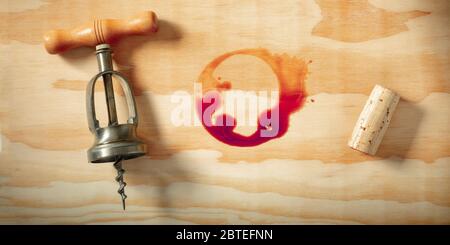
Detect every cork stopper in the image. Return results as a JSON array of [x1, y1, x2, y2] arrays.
[[348, 85, 400, 155]]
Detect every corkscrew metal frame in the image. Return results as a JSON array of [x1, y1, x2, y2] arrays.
[[44, 11, 158, 210], [86, 44, 147, 209]]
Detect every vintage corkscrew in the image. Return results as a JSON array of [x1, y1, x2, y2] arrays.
[[44, 11, 158, 210]]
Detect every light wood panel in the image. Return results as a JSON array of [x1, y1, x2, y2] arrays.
[[0, 0, 449, 224]]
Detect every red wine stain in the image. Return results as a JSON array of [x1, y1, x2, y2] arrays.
[[196, 48, 309, 147]]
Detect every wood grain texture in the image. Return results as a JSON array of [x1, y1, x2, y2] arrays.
[[0, 0, 449, 224]]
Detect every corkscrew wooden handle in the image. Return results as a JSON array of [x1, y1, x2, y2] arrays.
[[44, 11, 158, 54]]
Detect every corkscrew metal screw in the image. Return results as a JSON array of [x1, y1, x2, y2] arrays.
[[44, 11, 158, 210], [114, 156, 127, 210]]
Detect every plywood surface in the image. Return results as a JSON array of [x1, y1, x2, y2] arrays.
[[0, 0, 449, 224]]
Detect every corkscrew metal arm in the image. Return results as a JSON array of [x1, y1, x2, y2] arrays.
[[96, 44, 118, 126]]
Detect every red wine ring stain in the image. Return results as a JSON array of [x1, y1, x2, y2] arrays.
[[197, 48, 309, 147]]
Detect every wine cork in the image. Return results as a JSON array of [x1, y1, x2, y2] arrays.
[[348, 84, 400, 155]]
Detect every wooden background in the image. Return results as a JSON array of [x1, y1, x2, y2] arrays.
[[0, 0, 449, 224]]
